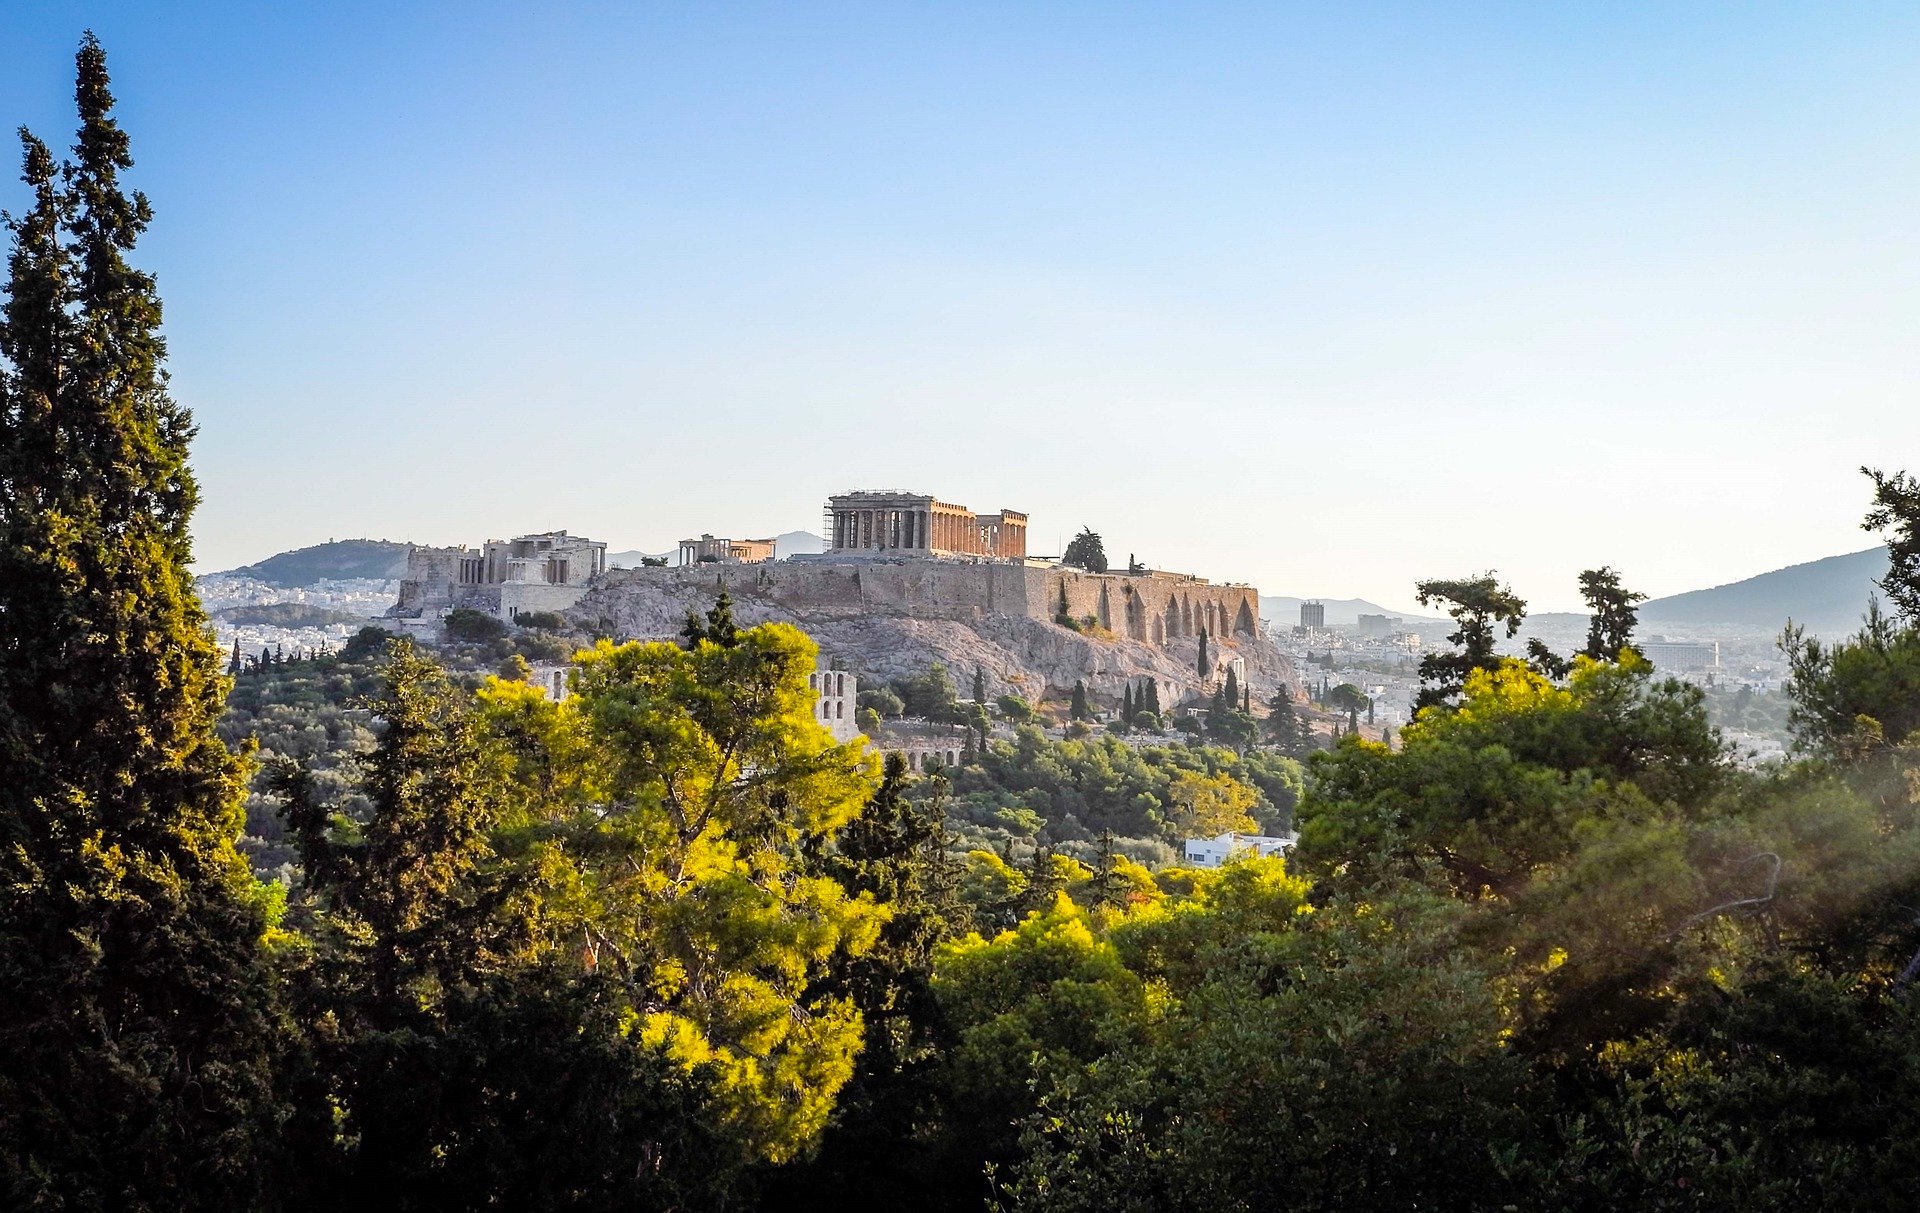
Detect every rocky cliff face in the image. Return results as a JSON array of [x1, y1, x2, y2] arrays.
[[564, 569, 1294, 711]]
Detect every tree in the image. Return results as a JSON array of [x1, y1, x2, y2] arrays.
[[1197, 628, 1211, 679], [0, 37, 281, 1206], [1864, 466, 1920, 619], [1062, 528, 1108, 573], [1578, 566, 1646, 661], [1328, 683, 1370, 734], [445, 606, 507, 643], [1413, 573, 1528, 711], [1070, 679, 1092, 721], [467, 622, 883, 1166], [1122, 683, 1135, 727], [681, 584, 738, 648], [973, 665, 987, 706], [1266, 688, 1301, 754], [773, 753, 960, 1204], [1223, 665, 1240, 710], [1144, 678, 1161, 717], [1167, 770, 1260, 837]]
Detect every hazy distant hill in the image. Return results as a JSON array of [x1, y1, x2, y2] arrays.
[[219, 539, 410, 587], [1638, 546, 1889, 633]]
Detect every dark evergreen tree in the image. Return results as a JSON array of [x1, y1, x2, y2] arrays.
[[1578, 566, 1647, 661], [1223, 665, 1240, 710], [227, 636, 242, 675], [682, 585, 739, 648], [1070, 679, 1091, 721], [1062, 527, 1108, 573], [1414, 572, 1527, 711], [1197, 628, 1210, 679], [973, 665, 986, 706], [1146, 678, 1161, 717], [1266, 688, 1300, 755], [0, 37, 280, 1206], [1865, 466, 1920, 620], [1122, 683, 1135, 726], [1090, 828, 1129, 909]]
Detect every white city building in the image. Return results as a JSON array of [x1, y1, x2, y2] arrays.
[[1182, 830, 1299, 868]]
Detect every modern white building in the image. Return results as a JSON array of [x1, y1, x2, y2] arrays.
[[1182, 830, 1298, 869]]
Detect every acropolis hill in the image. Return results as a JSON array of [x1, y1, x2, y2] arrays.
[[558, 489, 1293, 713]]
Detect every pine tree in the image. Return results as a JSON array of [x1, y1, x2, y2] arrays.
[[1091, 828, 1128, 908], [0, 36, 279, 1204], [682, 585, 739, 648], [1266, 688, 1299, 754]]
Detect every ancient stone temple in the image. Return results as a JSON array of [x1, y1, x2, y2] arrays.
[[390, 530, 607, 624], [678, 534, 775, 566], [823, 490, 1027, 559]]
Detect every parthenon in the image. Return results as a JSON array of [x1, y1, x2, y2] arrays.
[[824, 490, 1027, 559]]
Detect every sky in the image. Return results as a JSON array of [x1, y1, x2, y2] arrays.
[[2, 2, 1917, 612]]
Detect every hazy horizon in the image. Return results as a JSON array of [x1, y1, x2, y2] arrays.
[[5, 4, 1915, 612]]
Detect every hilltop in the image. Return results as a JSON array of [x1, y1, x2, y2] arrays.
[[216, 538, 411, 587], [1638, 546, 1888, 634]]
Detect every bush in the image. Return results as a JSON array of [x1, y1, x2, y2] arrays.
[[514, 610, 565, 630], [445, 608, 508, 643], [997, 694, 1035, 722], [859, 687, 906, 717], [342, 624, 399, 661]]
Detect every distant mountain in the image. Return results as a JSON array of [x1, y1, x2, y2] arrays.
[[218, 539, 410, 587], [1639, 546, 1889, 634], [606, 549, 673, 569], [775, 530, 825, 557], [1259, 596, 1446, 628]]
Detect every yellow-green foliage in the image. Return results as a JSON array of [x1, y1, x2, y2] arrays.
[[472, 622, 883, 1162]]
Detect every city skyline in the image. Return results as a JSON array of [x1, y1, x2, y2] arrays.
[[4, 4, 1915, 610]]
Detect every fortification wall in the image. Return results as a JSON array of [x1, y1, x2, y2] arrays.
[[595, 558, 1257, 649]]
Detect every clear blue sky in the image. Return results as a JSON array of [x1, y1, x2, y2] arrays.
[[4, 2, 1917, 611]]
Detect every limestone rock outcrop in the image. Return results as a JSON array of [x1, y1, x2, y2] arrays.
[[564, 562, 1293, 711]]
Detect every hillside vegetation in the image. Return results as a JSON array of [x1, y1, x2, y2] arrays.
[[220, 538, 411, 586]]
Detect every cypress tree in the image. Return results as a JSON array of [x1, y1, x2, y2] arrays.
[[1146, 678, 1160, 716], [1070, 679, 1090, 721], [973, 665, 986, 705], [1122, 683, 1134, 726], [1197, 628, 1210, 679], [0, 36, 279, 1205], [227, 636, 242, 676], [1223, 665, 1240, 710]]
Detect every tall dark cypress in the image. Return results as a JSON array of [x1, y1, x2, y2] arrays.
[[0, 37, 278, 1207]]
